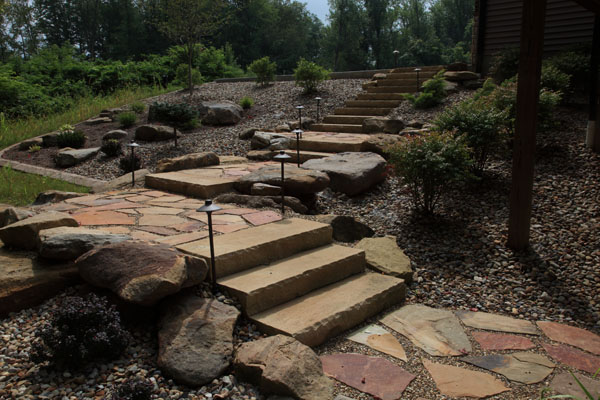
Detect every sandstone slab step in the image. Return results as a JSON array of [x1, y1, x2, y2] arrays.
[[281, 131, 370, 153], [357, 93, 406, 101], [251, 273, 406, 346], [177, 218, 332, 278], [367, 86, 416, 94], [345, 100, 401, 108], [282, 149, 332, 163], [377, 78, 422, 86], [311, 123, 365, 134], [323, 115, 370, 125], [219, 244, 365, 315], [390, 65, 443, 73], [386, 71, 438, 80], [334, 107, 392, 116]]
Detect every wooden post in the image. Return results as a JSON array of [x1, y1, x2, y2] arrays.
[[507, 0, 547, 251], [588, 15, 600, 152]]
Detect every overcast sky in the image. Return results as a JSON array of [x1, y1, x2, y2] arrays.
[[303, 0, 330, 24]]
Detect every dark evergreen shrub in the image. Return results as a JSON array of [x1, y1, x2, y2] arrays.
[[101, 139, 122, 157]]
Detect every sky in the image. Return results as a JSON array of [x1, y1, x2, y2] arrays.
[[303, 0, 330, 24]]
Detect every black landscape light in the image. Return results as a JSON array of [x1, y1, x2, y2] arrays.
[[273, 150, 291, 215], [315, 97, 322, 122], [414, 68, 422, 92], [393, 50, 400, 68], [296, 105, 304, 135], [292, 129, 303, 167], [126, 140, 140, 187], [197, 199, 222, 292]]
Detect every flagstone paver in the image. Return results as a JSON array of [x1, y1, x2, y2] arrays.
[[138, 215, 188, 227], [461, 352, 554, 384], [456, 310, 539, 335], [130, 230, 162, 242], [73, 210, 135, 226], [242, 211, 283, 226], [550, 372, 600, 399], [136, 226, 180, 236], [321, 354, 415, 400], [213, 224, 249, 234], [423, 359, 510, 398], [136, 207, 186, 215], [538, 321, 600, 355], [172, 221, 206, 232], [380, 304, 471, 356], [346, 324, 407, 361], [542, 343, 600, 374], [157, 231, 209, 246], [472, 331, 535, 351]]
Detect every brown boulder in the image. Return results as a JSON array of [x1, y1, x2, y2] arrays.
[[0, 212, 78, 250], [38, 227, 131, 261], [234, 335, 333, 400], [315, 215, 374, 242], [234, 165, 330, 197], [362, 117, 388, 133], [158, 293, 240, 386], [443, 70, 479, 82], [33, 190, 86, 206], [156, 152, 220, 173], [76, 241, 208, 306], [0, 206, 36, 228], [362, 134, 402, 157], [135, 125, 176, 142]]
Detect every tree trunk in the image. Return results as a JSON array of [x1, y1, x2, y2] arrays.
[[188, 43, 194, 97]]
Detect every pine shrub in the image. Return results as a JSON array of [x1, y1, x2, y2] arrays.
[[101, 139, 122, 157], [239, 96, 254, 109], [56, 129, 86, 149]]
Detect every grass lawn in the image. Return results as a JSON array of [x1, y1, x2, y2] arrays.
[[0, 166, 89, 206]]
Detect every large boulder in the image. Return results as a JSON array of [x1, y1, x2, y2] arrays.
[[362, 133, 402, 157], [234, 335, 333, 400], [33, 190, 86, 206], [0, 212, 78, 250], [76, 241, 208, 306], [289, 118, 315, 131], [55, 147, 100, 167], [384, 119, 405, 134], [239, 128, 259, 140], [156, 152, 220, 173], [251, 132, 289, 150], [315, 215, 374, 243], [302, 152, 387, 196], [362, 117, 388, 133], [356, 236, 413, 282], [443, 70, 479, 82], [38, 227, 131, 261], [234, 165, 330, 197], [0, 206, 35, 228], [215, 193, 308, 214], [103, 130, 128, 141], [158, 293, 240, 386], [135, 125, 176, 142], [85, 117, 112, 125], [18, 137, 44, 151], [200, 101, 243, 125]]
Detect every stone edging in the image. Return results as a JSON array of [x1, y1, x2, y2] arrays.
[[214, 69, 391, 83]]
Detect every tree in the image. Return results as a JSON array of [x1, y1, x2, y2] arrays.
[[35, 0, 77, 48], [5, 0, 40, 59], [430, 0, 474, 46], [149, 0, 226, 95], [323, 0, 368, 71]]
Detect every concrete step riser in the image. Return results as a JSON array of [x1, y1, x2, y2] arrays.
[[335, 108, 391, 116], [311, 124, 365, 133], [220, 247, 365, 315], [345, 100, 401, 108], [323, 115, 369, 125], [367, 87, 417, 94], [177, 218, 333, 278]]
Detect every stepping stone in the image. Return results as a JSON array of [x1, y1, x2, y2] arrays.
[[550, 372, 600, 399], [423, 359, 510, 398], [136, 226, 180, 236], [157, 231, 209, 246], [73, 201, 139, 213], [538, 321, 600, 355], [346, 324, 407, 361], [472, 332, 535, 351], [138, 215, 188, 227], [242, 211, 282, 226], [542, 343, 600, 374], [136, 207, 185, 215], [73, 210, 135, 226], [145, 166, 246, 198], [456, 310, 538, 335], [461, 352, 554, 384], [380, 305, 471, 356], [280, 131, 370, 153], [321, 354, 415, 400], [355, 236, 412, 282]]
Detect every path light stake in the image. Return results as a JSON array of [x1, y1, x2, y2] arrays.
[[292, 129, 303, 167], [315, 97, 322, 122], [296, 105, 304, 136], [273, 150, 291, 215], [126, 141, 140, 187], [197, 199, 222, 292], [393, 50, 400, 68], [414, 68, 422, 92]]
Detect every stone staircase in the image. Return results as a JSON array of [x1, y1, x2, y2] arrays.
[[177, 218, 405, 347]]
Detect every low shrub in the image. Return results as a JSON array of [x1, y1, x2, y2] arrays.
[[248, 56, 277, 86], [293, 58, 330, 93], [130, 102, 145, 114], [540, 64, 571, 95], [28, 144, 41, 153], [387, 132, 472, 214], [239, 96, 254, 109], [110, 378, 154, 400], [118, 112, 137, 128], [403, 70, 447, 109], [101, 139, 122, 157], [56, 127, 86, 149], [148, 102, 198, 130], [489, 47, 520, 83], [544, 49, 590, 92], [119, 154, 142, 172], [29, 293, 129, 368]]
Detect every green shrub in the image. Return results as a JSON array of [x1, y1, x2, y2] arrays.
[[30, 293, 129, 368], [249, 56, 277, 86], [435, 101, 508, 174], [293, 58, 330, 93], [387, 132, 472, 214], [540, 65, 571, 94], [56, 129, 86, 149], [489, 47, 520, 83], [118, 112, 137, 128], [110, 378, 154, 400], [240, 96, 254, 109], [403, 70, 447, 109], [101, 139, 122, 157], [148, 102, 198, 130], [130, 102, 145, 114], [119, 154, 142, 172], [174, 63, 203, 87], [544, 50, 590, 92]]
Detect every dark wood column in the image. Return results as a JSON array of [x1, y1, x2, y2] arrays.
[[588, 15, 600, 152], [507, 0, 547, 250]]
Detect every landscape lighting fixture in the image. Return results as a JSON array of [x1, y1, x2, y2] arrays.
[[197, 199, 222, 291], [296, 105, 304, 135], [126, 141, 140, 187], [292, 129, 303, 167], [414, 68, 422, 92], [315, 97, 322, 122], [393, 50, 400, 67], [273, 150, 292, 215]]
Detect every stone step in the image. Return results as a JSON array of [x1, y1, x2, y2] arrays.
[[177, 218, 332, 278], [390, 65, 443, 73], [282, 131, 369, 153], [145, 167, 238, 199], [282, 149, 332, 163], [311, 123, 365, 134], [356, 93, 406, 101], [346, 100, 401, 108], [385, 71, 438, 80], [323, 115, 370, 125], [367, 86, 416, 94], [334, 107, 392, 116], [251, 272, 406, 347], [377, 79, 422, 87], [219, 244, 365, 315]]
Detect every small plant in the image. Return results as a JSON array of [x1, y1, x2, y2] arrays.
[[248, 56, 277, 86], [130, 102, 145, 114], [489, 47, 520, 83], [101, 139, 122, 157], [293, 58, 330, 93], [28, 144, 41, 153], [239, 96, 254, 109], [540, 368, 599, 399], [119, 154, 142, 172], [118, 112, 137, 128], [387, 132, 472, 214], [403, 70, 447, 109], [110, 378, 154, 400], [56, 129, 86, 149], [148, 102, 198, 146], [540, 64, 571, 95], [29, 293, 129, 368]]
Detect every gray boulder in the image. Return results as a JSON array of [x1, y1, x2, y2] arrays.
[[0, 212, 78, 250], [103, 130, 128, 141], [156, 152, 220, 173], [0, 206, 35, 228], [200, 101, 243, 125], [234, 164, 330, 197], [85, 117, 112, 125], [362, 117, 388, 133], [55, 147, 100, 167], [239, 128, 259, 140], [251, 132, 288, 150], [33, 190, 86, 206], [289, 118, 315, 130], [362, 133, 402, 157], [158, 293, 240, 386], [247, 150, 276, 161], [251, 183, 281, 196], [384, 119, 405, 134], [41, 133, 59, 147], [215, 193, 308, 214], [315, 215, 374, 242], [38, 227, 131, 261], [443, 70, 479, 82], [302, 152, 387, 196], [135, 125, 176, 142]]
